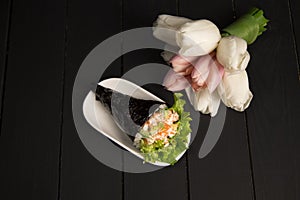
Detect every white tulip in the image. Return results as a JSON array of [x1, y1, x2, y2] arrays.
[[185, 86, 220, 117], [218, 70, 253, 112], [160, 51, 176, 63], [176, 20, 221, 56], [153, 15, 192, 46], [216, 36, 250, 71]]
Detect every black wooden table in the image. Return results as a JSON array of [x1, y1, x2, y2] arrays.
[[0, 0, 300, 199]]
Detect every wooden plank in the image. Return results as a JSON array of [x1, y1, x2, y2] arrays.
[[122, 1, 190, 200], [0, 0, 65, 199], [235, 1, 300, 199], [290, 0, 300, 75], [179, 1, 255, 199], [0, 0, 11, 130], [59, 0, 123, 200]]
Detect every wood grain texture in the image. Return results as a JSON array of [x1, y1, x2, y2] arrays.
[[289, 0, 300, 75], [0, 0, 65, 199], [0, 0, 11, 132], [122, 1, 189, 200], [235, 1, 300, 199], [59, 0, 123, 200], [179, 1, 255, 199]]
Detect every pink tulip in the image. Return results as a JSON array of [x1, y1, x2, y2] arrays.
[[163, 52, 224, 92], [170, 55, 198, 75], [206, 56, 224, 93], [191, 52, 224, 92], [191, 54, 211, 87], [163, 69, 190, 91]]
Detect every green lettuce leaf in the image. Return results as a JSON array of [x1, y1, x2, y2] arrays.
[[140, 93, 192, 165]]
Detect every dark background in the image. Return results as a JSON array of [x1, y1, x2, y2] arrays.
[[0, 0, 300, 199]]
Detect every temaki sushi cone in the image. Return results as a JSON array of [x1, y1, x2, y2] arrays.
[[95, 78, 192, 165]]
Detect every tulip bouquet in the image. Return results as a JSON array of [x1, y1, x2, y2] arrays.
[[153, 8, 269, 116]]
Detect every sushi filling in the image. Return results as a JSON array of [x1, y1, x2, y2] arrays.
[[134, 104, 180, 152]]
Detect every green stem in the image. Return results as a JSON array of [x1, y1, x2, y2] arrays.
[[222, 7, 269, 44]]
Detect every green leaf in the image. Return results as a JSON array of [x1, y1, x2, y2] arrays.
[[138, 93, 192, 164], [222, 7, 269, 44]]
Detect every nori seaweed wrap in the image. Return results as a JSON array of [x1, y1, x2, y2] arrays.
[[95, 85, 163, 138]]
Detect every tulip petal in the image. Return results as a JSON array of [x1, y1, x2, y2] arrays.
[[192, 54, 211, 85], [153, 27, 179, 47], [210, 89, 221, 117], [194, 88, 210, 114], [185, 66, 194, 75], [156, 15, 192, 29], [170, 55, 192, 71], [176, 20, 221, 56], [161, 51, 176, 63], [185, 86, 221, 116], [153, 15, 192, 46], [163, 69, 177, 87], [206, 57, 224, 93], [239, 51, 250, 71], [216, 36, 250, 71], [178, 42, 214, 57], [170, 55, 198, 76], [217, 70, 253, 111], [163, 69, 190, 91]]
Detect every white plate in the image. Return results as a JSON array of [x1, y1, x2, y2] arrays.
[[83, 78, 190, 166]]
